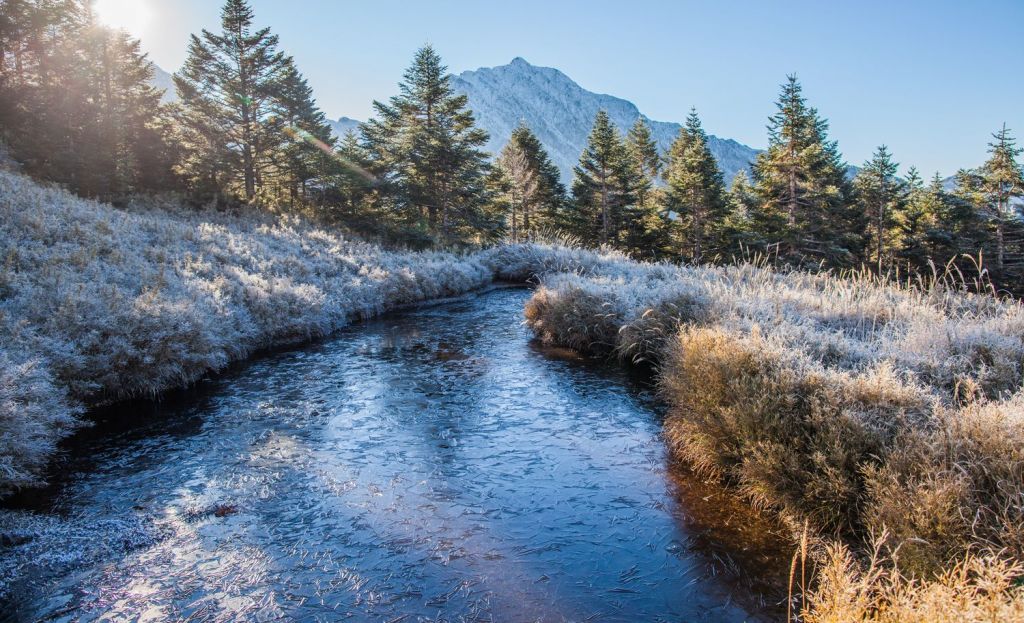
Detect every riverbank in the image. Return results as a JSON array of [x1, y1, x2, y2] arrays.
[[0, 169, 626, 494], [523, 260, 1024, 619]]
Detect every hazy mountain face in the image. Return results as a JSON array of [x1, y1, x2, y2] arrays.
[[327, 116, 361, 138], [450, 57, 762, 184], [151, 66, 177, 104]]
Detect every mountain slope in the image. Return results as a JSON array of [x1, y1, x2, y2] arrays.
[[452, 57, 761, 184], [151, 66, 177, 104]]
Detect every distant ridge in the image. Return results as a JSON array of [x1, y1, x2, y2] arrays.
[[451, 57, 762, 184]]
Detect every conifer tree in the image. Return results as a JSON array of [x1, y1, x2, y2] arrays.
[[662, 109, 731, 263], [494, 124, 565, 241], [623, 118, 669, 256], [625, 118, 661, 211], [752, 76, 858, 266], [0, 1, 175, 198], [361, 45, 491, 244], [569, 110, 635, 245], [897, 171, 977, 273], [979, 124, 1024, 273], [272, 56, 336, 208], [725, 170, 760, 254], [855, 146, 908, 272], [174, 0, 287, 202]]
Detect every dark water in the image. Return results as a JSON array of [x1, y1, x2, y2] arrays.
[[1, 287, 790, 622]]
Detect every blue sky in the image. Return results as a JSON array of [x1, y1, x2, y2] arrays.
[[114, 0, 1022, 177]]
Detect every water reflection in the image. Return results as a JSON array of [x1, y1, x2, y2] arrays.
[[1, 287, 789, 622]]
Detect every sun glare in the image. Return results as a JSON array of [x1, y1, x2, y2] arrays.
[[92, 0, 153, 37]]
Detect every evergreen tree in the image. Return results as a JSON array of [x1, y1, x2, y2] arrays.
[[725, 170, 760, 255], [662, 109, 731, 263], [494, 123, 565, 241], [361, 45, 491, 244], [569, 110, 635, 245], [855, 145, 908, 272], [0, 1, 175, 198], [174, 0, 287, 203], [625, 118, 661, 211], [751, 75, 858, 266], [899, 171, 978, 273], [623, 118, 669, 257], [272, 56, 336, 208], [979, 124, 1024, 274]]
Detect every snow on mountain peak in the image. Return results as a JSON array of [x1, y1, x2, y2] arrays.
[[451, 59, 760, 184]]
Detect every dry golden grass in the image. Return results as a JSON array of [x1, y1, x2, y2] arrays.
[[801, 537, 1024, 623]]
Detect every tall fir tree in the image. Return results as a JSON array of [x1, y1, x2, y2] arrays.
[[662, 109, 731, 263], [751, 76, 858, 267], [855, 146, 908, 272], [625, 118, 661, 211], [361, 45, 491, 244], [174, 0, 287, 203], [494, 123, 565, 241], [272, 56, 336, 208], [978, 124, 1024, 274], [623, 118, 669, 256], [569, 110, 635, 246]]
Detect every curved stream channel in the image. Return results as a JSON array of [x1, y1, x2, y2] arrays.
[[1, 287, 791, 622]]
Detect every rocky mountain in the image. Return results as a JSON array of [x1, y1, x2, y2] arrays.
[[327, 116, 361, 139], [451, 57, 761, 184]]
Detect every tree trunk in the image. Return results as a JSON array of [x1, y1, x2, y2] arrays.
[[877, 202, 885, 274], [996, 220, 1005, 272], [600, 178, 610, 245]]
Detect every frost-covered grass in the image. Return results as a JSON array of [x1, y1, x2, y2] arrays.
[[0, 170, 612, 494], [523, 255, 1024, 617]]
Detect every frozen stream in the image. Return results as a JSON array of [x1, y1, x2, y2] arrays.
[[1, 287, 789, 622]]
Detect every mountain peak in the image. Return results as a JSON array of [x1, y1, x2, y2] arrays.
[[452, 61, 761, 184]]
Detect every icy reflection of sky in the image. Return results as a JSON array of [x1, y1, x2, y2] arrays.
[[1, 287, 789, 622]]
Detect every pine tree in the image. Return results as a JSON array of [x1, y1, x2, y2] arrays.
[[272, 56, 336, 208], [752, 75, 858, 267], [174, 0, 287, 203], [855, 146, 908, 272], [662, 109, 731, 263], [569, 110, 635, 245], [623, 118, 669, 256], [897, 171, 975, 273], [979, 124, 1024, 274], [494, 123, 565, 241], [0, 1, 174, 198], [361, 45, 491, 244], [725, 170, 760, 254], [625, 118, 661, 210]]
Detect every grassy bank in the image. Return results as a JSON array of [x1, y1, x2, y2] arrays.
[[523, 258, 1024, 619], [0, 170, 622, 494]]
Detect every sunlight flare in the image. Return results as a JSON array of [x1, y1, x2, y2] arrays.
[[92, 0, 153, 36]]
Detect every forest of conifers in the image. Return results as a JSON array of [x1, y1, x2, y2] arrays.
[[2, 0, 1022, 291]]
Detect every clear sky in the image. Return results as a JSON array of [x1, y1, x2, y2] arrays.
[[98, 0, 1023, 178]]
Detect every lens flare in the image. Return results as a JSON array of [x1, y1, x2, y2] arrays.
[[92, 0, 153, 36]]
